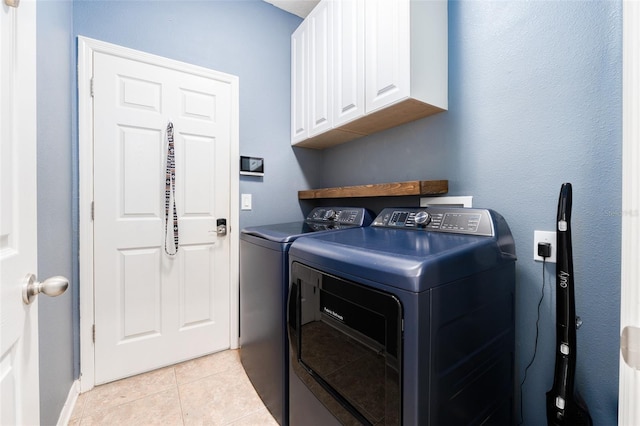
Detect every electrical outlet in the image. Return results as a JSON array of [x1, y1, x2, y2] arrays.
[[533, 230, 556, 263]]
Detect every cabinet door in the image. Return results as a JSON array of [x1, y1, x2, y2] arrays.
[[291, 21, 308, 144], [365, 0, 410, 113], [333, 0, 365, 127], [308, 1, 333, 137]]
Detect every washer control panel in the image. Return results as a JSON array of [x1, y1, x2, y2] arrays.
[[372, 207, 494, 236], [306, 207, 372, 227]]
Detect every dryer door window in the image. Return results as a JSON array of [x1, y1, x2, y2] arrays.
[[289, 262, 403, 425]]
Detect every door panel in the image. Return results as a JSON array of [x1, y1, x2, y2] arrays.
[[93, 51, 231, 384], [120, 248, 162, 340], [0, 1, 40, 424], [121, 126, 162, 216], [181, 244, 215, 326]]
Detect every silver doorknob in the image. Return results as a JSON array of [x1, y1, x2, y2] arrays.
[[22, 274, 69, 305]]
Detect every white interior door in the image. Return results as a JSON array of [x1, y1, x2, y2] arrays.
[[92, 49, 233, 384], [0, 1, 40, 424], [619, 1, 640, 424]]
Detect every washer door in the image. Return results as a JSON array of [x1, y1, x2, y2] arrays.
[[288, 262, 403, 425]]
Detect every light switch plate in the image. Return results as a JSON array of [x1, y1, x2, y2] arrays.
[[241, 193, 252, 210]]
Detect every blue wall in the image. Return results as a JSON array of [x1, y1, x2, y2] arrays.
[[36, 1, 75, 424], [322, 1, 622, 425]]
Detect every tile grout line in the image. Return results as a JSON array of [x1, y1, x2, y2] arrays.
[[174, 365, 187, 426]]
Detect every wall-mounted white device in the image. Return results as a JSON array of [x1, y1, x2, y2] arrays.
[[240, 156, 264, 176], [420, 196, 473, 208]]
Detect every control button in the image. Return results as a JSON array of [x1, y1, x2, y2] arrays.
[[338, 210, 358, 223], [414, 211, 431, 226], [311, 209, 325, 220], [324, 209, 337, 221]]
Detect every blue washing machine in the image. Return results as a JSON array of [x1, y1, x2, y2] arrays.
[[287, 207, 517, 425], [239, 207, 373, 425]]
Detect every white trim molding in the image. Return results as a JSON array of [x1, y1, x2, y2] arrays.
[[56, 380, 80, 426], [77, 36, 240, 392], [619, 1, 640, 424]]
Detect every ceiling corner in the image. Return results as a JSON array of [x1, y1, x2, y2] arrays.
[[263, 0, 319, 18]]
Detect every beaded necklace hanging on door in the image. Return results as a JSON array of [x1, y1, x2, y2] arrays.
[[165, 122, 179, 255]]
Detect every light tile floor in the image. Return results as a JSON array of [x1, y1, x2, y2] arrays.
[[68, 349, 279, 426]]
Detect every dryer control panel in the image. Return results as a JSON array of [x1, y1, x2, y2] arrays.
[[372, 207, 494, 236], [306, 207, 372, 227]]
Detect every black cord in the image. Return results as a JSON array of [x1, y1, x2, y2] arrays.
[[519, 258, 547, 425]]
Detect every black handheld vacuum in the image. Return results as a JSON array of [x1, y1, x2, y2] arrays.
[[545, 183, 593, 426]]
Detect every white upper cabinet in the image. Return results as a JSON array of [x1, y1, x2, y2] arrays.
[[291, 20, 308, 144], [333, 0, 365, 127], [292, 1, 334, 144], [307, 0, 333, 137], [292, 0, 447, 149], [365, 0, 410, 113]]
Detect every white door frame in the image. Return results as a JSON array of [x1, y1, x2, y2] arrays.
[[77, 36, 240, 392], [619, 2, 640, 423]]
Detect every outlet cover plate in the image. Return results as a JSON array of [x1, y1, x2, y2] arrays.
[[534, 230, 556, 263]]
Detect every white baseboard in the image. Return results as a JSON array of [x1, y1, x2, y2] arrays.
[[56, 380, 80, 426]]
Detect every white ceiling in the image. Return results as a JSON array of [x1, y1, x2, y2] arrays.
[[263, 0, 320, 18]]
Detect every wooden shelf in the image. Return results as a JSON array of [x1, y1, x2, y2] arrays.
[[298, 180, 448, 200]]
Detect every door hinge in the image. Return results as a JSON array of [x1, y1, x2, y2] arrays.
[[91, 201, 94, 221], [92, 324, 96, 343], [90, 78, 94, 97]]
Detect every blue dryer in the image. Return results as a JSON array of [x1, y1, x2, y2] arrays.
[[239, 207, 372, 425], [287, 207, 517, 425]]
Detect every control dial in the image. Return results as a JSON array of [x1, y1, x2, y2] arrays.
[[414, 211, 431, 226], [323, 209, 337, 221]]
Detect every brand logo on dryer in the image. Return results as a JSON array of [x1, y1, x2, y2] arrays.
[[323, 306, 344, 322]]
